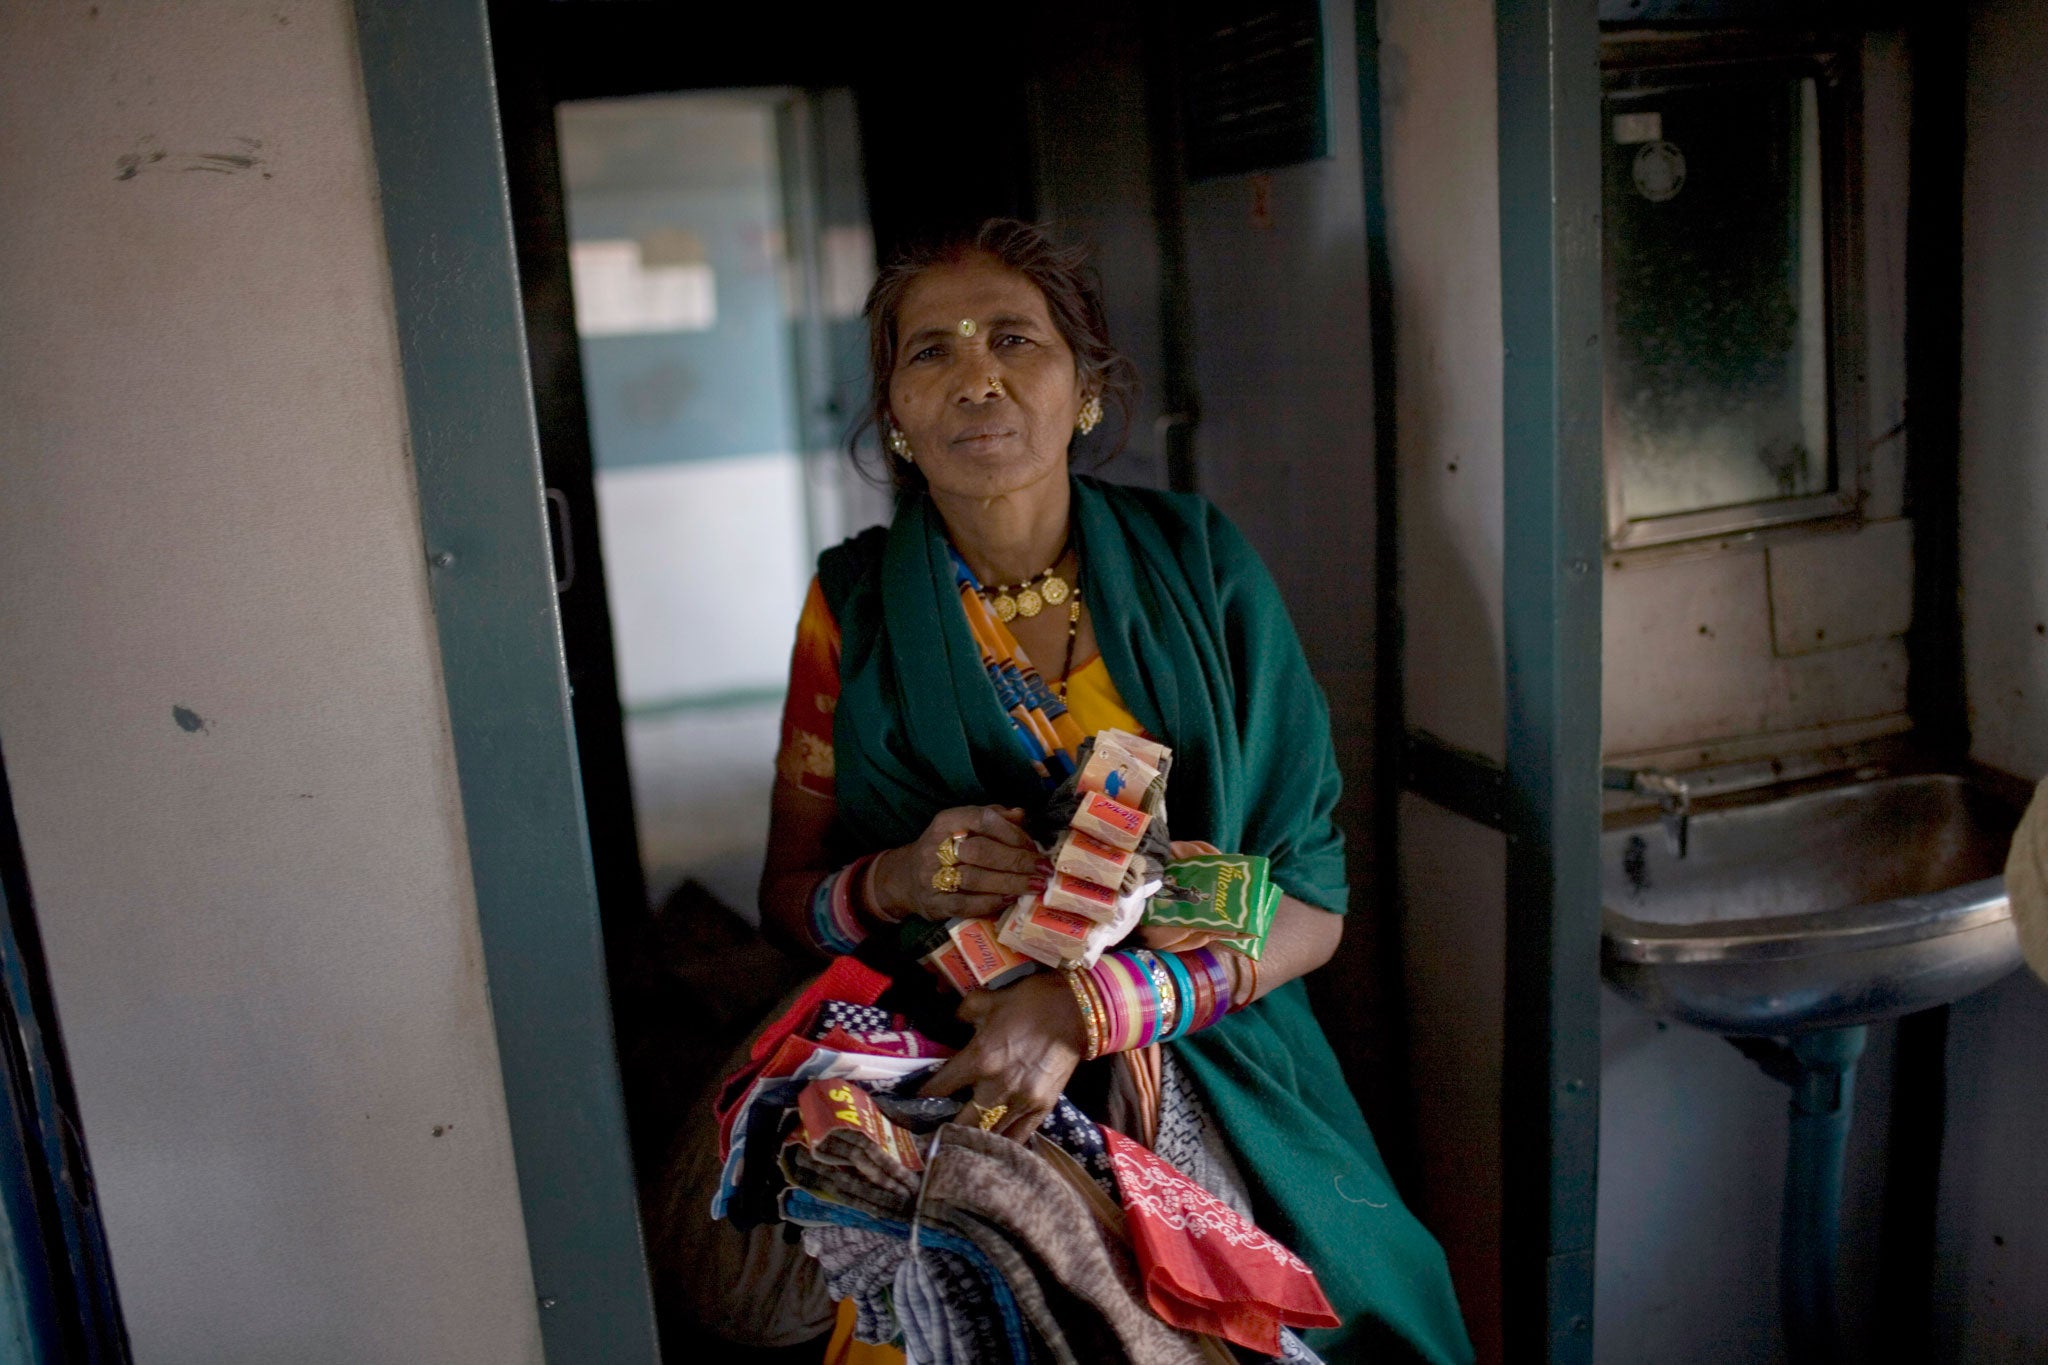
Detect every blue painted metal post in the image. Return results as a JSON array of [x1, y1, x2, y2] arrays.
[[0, 1005, 60, 1365], [1782, 1026, 1866, 1364], [1496, 0, 1606, 1358], [351, 2, 661, 1359]]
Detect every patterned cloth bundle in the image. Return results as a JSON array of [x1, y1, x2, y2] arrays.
[[711, 957, 1340, 1363]]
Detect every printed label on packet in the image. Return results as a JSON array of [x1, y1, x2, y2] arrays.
[[1041, 870, 1122, 922], [1145, 853, 1273, 935], [922, 938, 980, 995], [1077, 738, 1161, 807], [1053, 827, 1134, 887], [1099, 727, 1171, 772], [1213, 882, 1283, 959], [948, 917, 1038, 989], [998, 894, 1098, 968], [794, 1078, 924, 1170], [1070, 790, 1150, 851]]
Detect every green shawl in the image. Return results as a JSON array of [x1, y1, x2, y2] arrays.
[[818, 476, 1472, 1365]]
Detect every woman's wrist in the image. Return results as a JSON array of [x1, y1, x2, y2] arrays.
[[807, 861, 863, 954], [1226, 948, 1260, 1012], [856, 854, 888, 925], [1076, 947, 1240, 1055]]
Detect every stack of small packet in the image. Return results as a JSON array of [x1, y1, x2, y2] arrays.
[[908, 729, 1175, 992], [997, 729, 1173, 972], [904, 912, 1040, 995]]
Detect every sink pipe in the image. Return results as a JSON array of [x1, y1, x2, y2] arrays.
[[1727, 1027, 1869, 1364], [1602, 765, 1692, 856]]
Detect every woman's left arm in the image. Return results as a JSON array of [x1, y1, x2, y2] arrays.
[[1231, 893, 1343, 1006]]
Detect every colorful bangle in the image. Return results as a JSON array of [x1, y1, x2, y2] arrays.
[[1158, 949, 1198, 1042], [1126, 956, 1159, 1050], [1182, 956, 1215, 1035], [1135, 951, 1178, 1039], [1184, 947, 1235, 1029], [1136, 953, 1166, 1046], [1095, 954, 1131, 1054], [1064, 969, 1103, 1060], [1091, 952, 1150, 1054], [858, 854, 885, 923], [807, 854, 876, 954], [1229, 951, 1260, 1014], [1080, 948, 1252, 1054]]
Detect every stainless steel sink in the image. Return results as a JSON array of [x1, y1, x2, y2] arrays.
[[1601, 772, 2022, 1034]]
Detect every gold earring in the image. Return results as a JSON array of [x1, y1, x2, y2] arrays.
[[1076, 395, 1103, 436], [887, 424, 913, 461]]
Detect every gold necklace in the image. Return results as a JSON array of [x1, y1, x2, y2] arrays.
[[978, 552, 1072, 622]]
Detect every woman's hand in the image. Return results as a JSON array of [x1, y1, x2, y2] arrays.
[[917, 972, 1086, 1140], [869, 805, 1048, 923]]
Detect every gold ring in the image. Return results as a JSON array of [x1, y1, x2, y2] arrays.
[[976, 1103, 1008, 1132], [936, 832, 964, 867], [932, 865, 963, 893]]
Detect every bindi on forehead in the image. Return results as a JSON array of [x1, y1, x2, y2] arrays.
[[900, 261, 1049, 328]]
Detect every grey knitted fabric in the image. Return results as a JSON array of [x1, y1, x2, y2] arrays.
[[928, 1126, 1210, 1365], [801, 1225, 900, 1344]]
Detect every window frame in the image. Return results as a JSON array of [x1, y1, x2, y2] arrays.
[[1598, 33, 1868, 552]]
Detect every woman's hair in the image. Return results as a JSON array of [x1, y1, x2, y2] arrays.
[[851, 218, 1140, 491]]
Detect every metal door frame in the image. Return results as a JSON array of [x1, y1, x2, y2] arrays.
[[351, 2, 659, 1359], [1496, 0, 1606, 1358], [1354, 0, 1604, 1354]]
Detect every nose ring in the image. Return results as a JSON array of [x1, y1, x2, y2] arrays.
[[986, 374, 1006, 398]]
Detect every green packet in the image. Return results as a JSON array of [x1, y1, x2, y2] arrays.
[[1214, 882, 1281, 960], [1146, 853, 1273, 936]]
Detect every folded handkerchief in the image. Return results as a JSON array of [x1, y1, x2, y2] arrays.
[[1102, 1126, 1339, 1355]]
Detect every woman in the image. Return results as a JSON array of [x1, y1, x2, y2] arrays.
[[761, 219, 1471, 1365]]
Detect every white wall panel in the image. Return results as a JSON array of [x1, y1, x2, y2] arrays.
[[1943, 0, 2048, 1355], [0, 5, 541, 1361], [1960, 0, 2048, 784], [1767, 519, 1915, 657], [595, 454, 811, 707], [1381, 0, 1508, 764], [1377, 0, 1508, 1352]]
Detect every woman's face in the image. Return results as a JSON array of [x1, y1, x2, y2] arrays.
[[886, 254, 1090, 502]]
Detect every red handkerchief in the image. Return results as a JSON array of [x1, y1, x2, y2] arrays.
[[1102, 1126, 1340, 1354], [713, 956, 891, 1141]]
